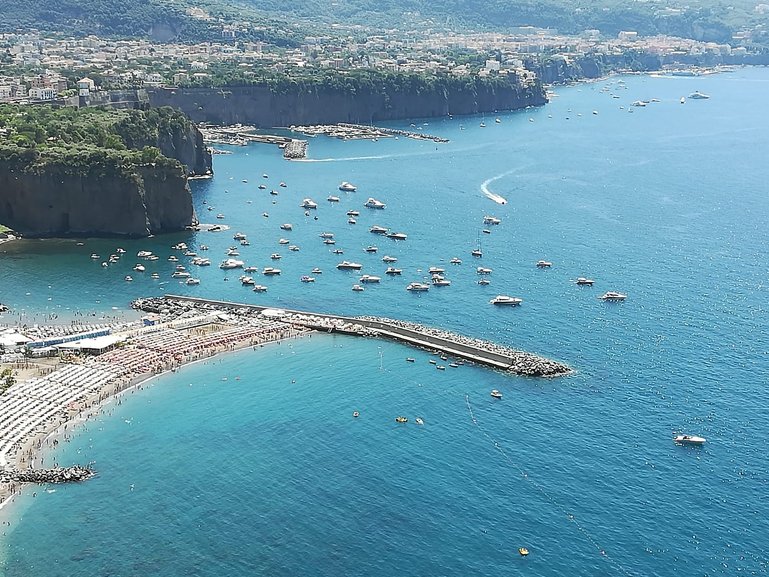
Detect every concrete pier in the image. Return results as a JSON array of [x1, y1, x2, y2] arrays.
[[139, 295, 571, 377]]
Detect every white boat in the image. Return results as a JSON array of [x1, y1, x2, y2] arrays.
[[216, 213, 225, 219], [253, 285, 268, 292], [278, 239, 289, 245], [352, 284, 365, 292], [476, 266, 493, 275], [364, 198, 386, 209], [227, 248, 240, 256], [490, 389, 503, 399], [270, 253, 282, 260], [124, 275, 133, 282], [319, 232, 335, 239], [536, 260, 552, 268], [311, 268, 322, 274], [137, 250, 153, 258], [289, 245, 300, 252], [680, 96, 686, 104], [450, 257, 462, 264], [359, 275, 381, 283], [185, 278, 200, 285], [385, 267, 402, 275], [279, 181, 287, 187], [327, 196, 340, 203], [233, 232, 247, 240], [689, 91, 710, 99], [386, 232, 407, 240], [339, 181, 357, 192], [240, 240, 250, 246], [244, 266, 258, 273], [369, 225, 388, 234], [674, 434, 706, 445], [219, 259, 244, 269], [172, 271, 191, 279], [490, 295, 523, 306], [337, 261, 363, 270], [382, 255, 398, 263], [150, 272, 160, 279], [240, 276, 255, 285], [262, 267, 281, 276], [471, 248, 483, 257], [300, 275, 316, 283], [599, 291, 627, 301], [280, 223, 293, 231], [116, 248, 126, 254], [432, 277, 451, 287], [300, 198, 318, 209], [258, 184, 266, 190], [348, 218, 357, 224], [133, 264, 146, 272], [483, 215, 501, 225], [428, 266, 445, 274], [346, 210, 360, 217], [323, 239, 336, 245], [364, 246, 378, 253], [576, 277, 594, 286], [406, 282, 430, 292], [478, 278, 491, 286]]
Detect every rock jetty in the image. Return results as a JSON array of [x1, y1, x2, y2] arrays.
[[292, 123, 449, 143], [1, 465, 95, 484]]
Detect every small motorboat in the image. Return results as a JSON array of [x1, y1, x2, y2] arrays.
[[352, 284, 365, 292], [124, 275, 133, 282], [364, 246, 378, 253], [346, 210, 360, 217], [280, 223, 293, 231], [369, 225, 388, 234], [382, 255, 398, 263], [674, 434, 706, 445], [415, 417, 424, 425], [300, 275, 316, 283], [536, 260, 552, 268], [518, 547, 530, 557], [490, 295, 523, 306], [599, 291, 627, 301], [252, 285, 268, 292], [311, 268, 322, 274], [406, 358, 415, 362], [576, 277, 595, 286], [406, 282, 430, 292], [352, 411, 360, 418], [490, 389, 503, 399], [450, 257, 462, 264], [395, 416, 408, 423], [339, 181, 357, 192], [385, 267, 402, 275]]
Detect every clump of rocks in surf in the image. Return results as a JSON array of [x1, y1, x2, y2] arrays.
[[1, 465, 95, 484]]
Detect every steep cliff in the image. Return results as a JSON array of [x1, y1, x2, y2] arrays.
[[148, 77, 546, 127], [0, 158, 195, 238]]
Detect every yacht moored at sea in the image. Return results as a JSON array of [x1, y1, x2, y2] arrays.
[[280, 223, 293, 231], [311, 268, 322, 274], [385, 267, 402, 275], [352, 284, 365, 292], [364, 198, 386, 209], [369, 225, 388, 234], [471, 248, 483, 257], [262, 267, 281, 276], [476, 266, 493, 275], [240, 276, 255, 285], [674, 434, 706, 445], [490, 389, 503, 399], [536, 260, 552, 268], [364, 246, 378, 253], [359, 275, 381, 283], [137, 250, 153, 258], [406, 282, 430, 292], [219, 259, 244, 269], [133, 264, 146, 272], [432, 276, 451, 287], [319, 232, 335, 239], [450, 257, 462, 264], [270, 253, 282, 260], [428, 266, 445, 275], [346, 210, 360, 217], [386, 232, 407, 240], [339, 181, 357, 192], [689, 91, 710, 99], [599, 291, 627, 301], [327, 196, 340, 203], [490, 295, 523, 306], [336, 261, 363, 270], [575, 277, 595, 286], [252, 285, 268, 292], [483, 215, 501, 225], [300, 198, 318, 209], [300, 275, 316, 283], [382, 256, 398, 263]]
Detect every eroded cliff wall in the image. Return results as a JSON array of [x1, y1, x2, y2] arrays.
[[0, 161, 195, 237], [147, 80, 547, 127]]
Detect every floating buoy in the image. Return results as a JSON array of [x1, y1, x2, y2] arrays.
[[518, 547, 530, 557]]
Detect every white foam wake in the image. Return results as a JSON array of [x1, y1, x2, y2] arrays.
[[480, 170, 516, 205]]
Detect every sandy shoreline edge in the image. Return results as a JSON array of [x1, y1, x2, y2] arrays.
[[0, 323, 310, 517]]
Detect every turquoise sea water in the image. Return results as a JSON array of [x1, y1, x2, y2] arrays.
[[2, 68, 769, 576]]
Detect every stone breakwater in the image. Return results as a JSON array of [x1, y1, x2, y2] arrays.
[[134, 296, 571, 377], [291, 123, 449, 143], [1, 465, 94, 484]]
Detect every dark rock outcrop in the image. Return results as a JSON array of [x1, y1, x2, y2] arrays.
[[0, 161, 196, 237], [147, 78, 547, 127]]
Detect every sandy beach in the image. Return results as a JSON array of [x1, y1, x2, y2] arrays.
[[0, 311, 312, 514]]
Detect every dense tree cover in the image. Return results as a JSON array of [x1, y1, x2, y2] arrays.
[[1, 0, 766, 45], [179, 63, 535, 98], [0, 105, 184, 177]]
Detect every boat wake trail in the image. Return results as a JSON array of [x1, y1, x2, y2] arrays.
[[464, 395, 637, 577], [298, 155, 397, 162], [480, 171, 513, 205]]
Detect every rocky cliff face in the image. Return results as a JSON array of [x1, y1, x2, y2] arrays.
[[156, 120, 212, 176], [0, 161, 196, 237], [147, 79, 546, 127]]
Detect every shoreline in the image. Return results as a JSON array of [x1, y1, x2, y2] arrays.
[[0, 316, 312, 517]]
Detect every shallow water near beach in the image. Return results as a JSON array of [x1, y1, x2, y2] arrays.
[[2, 68, 769, 576]]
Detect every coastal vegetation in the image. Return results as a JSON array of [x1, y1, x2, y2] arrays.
[[0, 0, 766, 46], [0, 105, 188, 177], [0, 368, 15, 395]]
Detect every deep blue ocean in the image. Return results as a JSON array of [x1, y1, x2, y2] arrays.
[[1, 68, 769, 576]]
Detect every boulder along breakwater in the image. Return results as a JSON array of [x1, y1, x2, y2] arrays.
[[1, 465, 95, 485]]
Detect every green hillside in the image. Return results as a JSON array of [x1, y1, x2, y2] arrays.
[[0, 0, 766, 45]]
